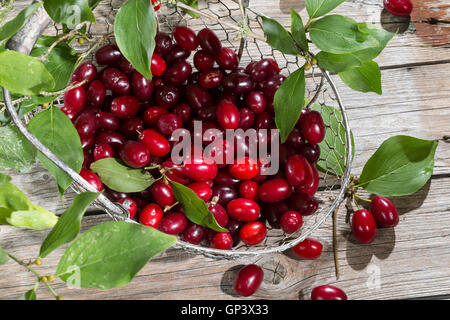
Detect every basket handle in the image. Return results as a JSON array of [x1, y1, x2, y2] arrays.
[[1, 3, 130, 221]]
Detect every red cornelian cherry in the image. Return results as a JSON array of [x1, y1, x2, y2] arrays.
[[74, 112, 98, 138], [159, 212, 188, 235], [157, 113, 183, 135], [208, 203, 229, 228], [95, 44, 122, 66], [300, 110, 326, 144], [182, 223, 207, 245], [97, 112, 119, 131], [118, 56, 135, 75], [64, 83, 86, 113], [216, 47, 239, 70], [227, 198, 260, 222], [239, 180, 259, 201], [174, 103, 192, 123], [193, 50, 215, 72], [101, 68, 131, 95], [119, 141, 150, 168], [188, 182, 212, 202], [197, 28, 222, 56], [151, 179, 176, 208], [288, 193, 319, 216], [383, 0, 413, 16], [250, 58, 278, 82], [71, 62, 97, 83], [211, 232, 233, 250], [199, 69, 223, 88], [234, 264, 264, 297], [183, 157, 218, 182], [295, 165, 319, 196], [212, 185, 238, 207], [258, 178, 292, 203], [165, 60, 192, 86], [285, 154, 311, 187], [110, 96, 140, 119], [299, 143, 320, 164], [280, 211, 303, 234], [173, 26, 199, 51], [165, 44, 191, 64], [352, 209, 378, 244], [143, 106, 168, 127], [155, 85, 180, 109], [150, 54, 166, 78], [239, 222, 267, 245], [93, 143, 115, 161], [370, 196, 399, 228], [292, 238, 323, 259], [185, 84, 212, 110], [246, 91, 267, 114], [311, 285, 347, 300], [138, 129, 171, 157], [155, 32, 173, 55], [119, 117, 144, 140], [80, 169, 104, 191], [86, 80, 106, 107], [229, 157, 260, 180], [96, 131, 125, 149], [132, 71, 154, 101], [216, 100, 240, 130], [117, 198, 137, 219], [214, 169, 240, 186], [139, 203, 164, 228]]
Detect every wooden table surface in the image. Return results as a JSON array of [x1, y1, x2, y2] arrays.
[[1, 0, 449, 300]]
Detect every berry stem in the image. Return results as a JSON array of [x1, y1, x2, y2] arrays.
[[354, 194, 372, 203]]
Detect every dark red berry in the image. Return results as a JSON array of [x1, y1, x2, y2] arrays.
[[119, 117, 144, 140], [212, 185, 238, 207], [143, 106, 168, 127], [262, 74, 286, 100], [246, 91, 266, 114], [159, 212, 188, 235], [155, 32, 173, 55], [151, 179, 176, 208], [193, 50, 215, 72], [227, 198, 260, 222], [208, 203, 229, 228], [292, 238, 323, 260], [157, 113, 183, 135], [173, 26, 198, 51], [185, 84, 212, 110], [222, 72, 255, 95], [64, 84, 86, 113], [288, 193, 319, 216], [132, 71, 154, 101], [182, 223, 207, 245], [80, 169, 104, 191], [96, 131, 125, 149], [95, 44, 122, 66], [299, 143, 320, 164], [251, 58, 278, 82], [164, 44, 190, 64], [352, 209, 377, 244], [258, 178, 292, 203], [300, 110, 325, 144], [280, 211, 303, 234], [74, 112, 98, 138], [211, 232, 233, 250], [311, 285, 347, 300], [239, 180, 259, 201], [155, 85, 180, 109], [234, 264, 264, 297], [370, 196, 399, 228], [197, 28, 222, 56], [118, 56, 135, 75], [101, 68, 131, 95], [216, 47, 239, 70], [294, 165, 319, 196], [138, 129, 171, 157], [165, 60, 192, 86], [216, 100, 240, 130], [72, 62, 97, 83], [86, 80, 106, 107], [199, 69, 223, 88], [285, 154, 311, 187], [117, 198, 137, 219], [110, 96, 140, 119], [119, 141, 150, 168], [93, 143, 115, 161]]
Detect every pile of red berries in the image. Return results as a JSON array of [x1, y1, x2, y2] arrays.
[[62, 25, 326, 250]]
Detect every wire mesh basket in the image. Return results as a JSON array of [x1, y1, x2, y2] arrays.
[[2, 0, 353, 259]]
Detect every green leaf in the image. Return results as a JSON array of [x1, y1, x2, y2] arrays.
[[114, 0, 157, 80], [170, 181, 228, 233], [6, 206, 57, 230], [0, 2, 42, 46], [339, 60, 382, 94], [312, 104, 354, 177], [43, 0, 95, 25], [90, 158, 155, 193], [0, 172, 11, 188], [291, 9, 308, 52], [56, 221, 176, 289], [88, 0, 102, 9], [0, 246, 8, 266], [179, 0, 200, 18], [0, 51, 55, 95], [0, 181, 33, 212], [31, 36, 79, 91], [309, 15, 379, 54], [262, 16, 299, 56], [359, 136, 438, 197], [0, 125, 36, 173], [305, 0, 347, 18], [317, 23, 394, 73], [274, 67, 305, 143], [40, 192, 99, 258], [0, 0, 15, 26], [20, 289, 37, 300], [28, 106, 83, 195]]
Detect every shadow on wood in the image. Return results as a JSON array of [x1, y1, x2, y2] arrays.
[[220, 264, 244, 297], [380, 9, 410, 34]]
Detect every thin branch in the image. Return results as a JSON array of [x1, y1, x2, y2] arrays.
[[332, 207, 340, 279], [305, 75, 324, 109]]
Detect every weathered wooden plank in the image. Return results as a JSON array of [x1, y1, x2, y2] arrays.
[[0, 176, 449, 300]]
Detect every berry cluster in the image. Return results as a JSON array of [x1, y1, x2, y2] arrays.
[[62, 26, 326, 251]]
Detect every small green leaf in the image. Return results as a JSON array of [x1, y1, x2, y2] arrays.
[[6, 206, 58, 230], [291, 9, 308, 52], [0, 51, 55, 95], [312, 104, 354, 177], [28, 106, 83, 195], [179, 0, 200, 18], [114, 0, 157, 79], [31, 35, 79, 91], [309, 15, 379, 54], [88, 0, 102, 9], [0, 246, 8, 266], [305, 0, 347, 19], [359, 136, 438, 197], [262, 16, 299, 56], [20, 289, 37, 300], [170, 181, 228, 233], [0, 2, 42, 46], [90, 158, 155, 193], [0, 125, 36, 173], [0, 172, 11, 188], [40, 192, 99, 258], [317, 23, 394, 73], [43, 0, 95, 25], [56, 221, 177, 289], [0, 182, 33, 212], [339, 60, 382, 94], [274, 67, 305, 143]]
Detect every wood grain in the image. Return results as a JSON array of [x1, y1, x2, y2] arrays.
[[0, 0, 449, 300]]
